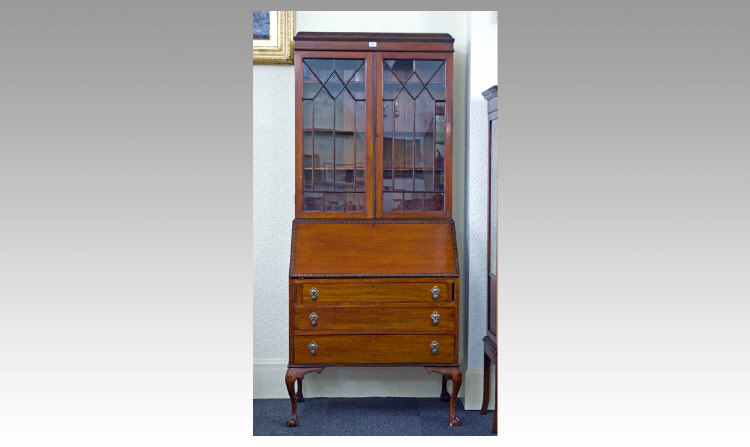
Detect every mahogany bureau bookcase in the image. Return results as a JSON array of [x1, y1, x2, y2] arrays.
[[285, 32, 460, 427]]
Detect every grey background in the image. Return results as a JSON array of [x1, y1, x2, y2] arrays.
[[1, 1, 749, 446]]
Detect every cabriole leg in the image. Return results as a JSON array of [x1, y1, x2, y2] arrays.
[[284, 369, 298, 427], [284, 367, 325, 427], [425, 366, 463, 426]]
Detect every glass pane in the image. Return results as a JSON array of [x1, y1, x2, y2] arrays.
[[314, 94, 334, 130], [383, 170, 393, 191], [383, 192, 402, 212], [314, 131, 333, 169], [391, 136, 402, 169], [303, 62, 315, 81], [424, 193, 444, 212], [434, 170, 445, 192], [394, 91, 414, 133], [415, 93, 434, 132], [403, 192, 424, 212], [306, 59, 333, 83], [335, 134, 354, 167], [355, 134, 366, 169], [314, 169, 334, 191], [325, 75, 345, 99], [435, 102, 445, 169], [415, 60, 444, 83], [389, 60, 413, 84], [303, 169, 313, 191], [414, 169, 430, 192], [382, 68, 401, 100], [335, 169, 355, 191], [415, 132, 433, 169], [303, 192, 324, 211], [490, 119, 498, 275], [349, 81, 366, 100], [355, 169, 366, 191], [356, 101, 366, 131], [336, 59, 362, 82], [325, 193, 345, 212], [303, 100, 312, 128], [336, 94, 356, 131], [383, 101, 393, 133], [303, 131, 313, 168], [420, 170, 435, 192], [427, 78, 445, 101], [383, 137, 393, 169], [404, 73, 423, 98], [303, 79, 322, 98], [394, 169, 412, 192], [350, 193, 365, 212]]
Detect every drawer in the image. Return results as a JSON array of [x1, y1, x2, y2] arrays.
[[297, 281, 452, 304], [294, 306, 455, 334], [293, 334, 455, 364]]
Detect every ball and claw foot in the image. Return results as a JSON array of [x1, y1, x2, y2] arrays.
[[449, 414, 461, 426], [285, 415, 298, 427]]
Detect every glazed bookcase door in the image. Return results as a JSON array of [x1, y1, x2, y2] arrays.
[[295, 51, 374, 218], [376, 52, 453, 218]]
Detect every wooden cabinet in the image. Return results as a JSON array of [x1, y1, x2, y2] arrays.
[[480, 85, 498, 434], [285, 33, 461, 428]]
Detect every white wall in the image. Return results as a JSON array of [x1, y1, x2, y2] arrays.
[[253, 11, 480, 400]]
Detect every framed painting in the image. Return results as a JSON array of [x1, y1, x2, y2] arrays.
[[252, 11, 295, 65]]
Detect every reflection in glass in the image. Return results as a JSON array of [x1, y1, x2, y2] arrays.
[[403, 192, 424, 211], [303, 192, 324, 211], [303, 131, 313, 168], [335, 134, 355, 167], [383, 192, 402, 212], [325, 193, 345, 212], [424, 193, 444, 211], [303, 169, 313, 191], [314, 132, 333, 169]]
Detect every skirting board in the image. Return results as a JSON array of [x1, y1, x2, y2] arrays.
[[253, 361, 495, 410]]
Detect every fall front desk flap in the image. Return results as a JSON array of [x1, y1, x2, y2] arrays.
[[290, 219, 458, 278]]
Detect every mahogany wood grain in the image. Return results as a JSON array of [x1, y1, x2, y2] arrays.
[[295, 280, 452, 304], [291, 220, 458, 277], [293, 334, 455, 364], [293, 306, 455, 333]]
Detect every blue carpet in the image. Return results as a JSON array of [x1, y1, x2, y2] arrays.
[[253, 397, 495, 436]]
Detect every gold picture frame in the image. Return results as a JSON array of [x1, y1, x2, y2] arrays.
[[252, 11, 295, 65]]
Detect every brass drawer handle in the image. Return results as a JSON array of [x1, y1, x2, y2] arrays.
[[309, 312, 318, 326], [308, 341, 318, 356], [430, 340, 440, 355], [431, 285, 440, 300], [309, 287, 318, 301], [431, 311, 440, 325]]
